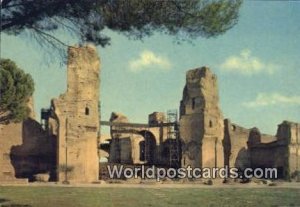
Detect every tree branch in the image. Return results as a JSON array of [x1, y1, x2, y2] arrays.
[[2, 1, 32, 9], [30, 25, 69, 47]]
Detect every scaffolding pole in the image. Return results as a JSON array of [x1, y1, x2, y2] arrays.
[[167, 109, 180, 168]]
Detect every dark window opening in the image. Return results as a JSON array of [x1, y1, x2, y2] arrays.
[[85, 107, 89, 115], [192, 98, 196, 110], [209, 120, 213, 128]]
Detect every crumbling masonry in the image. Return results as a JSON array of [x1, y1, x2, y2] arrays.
[[179, 68, 224, 169], [1, 45, 299, 183], [48, 45, 100, 183], [107, 67, 300, 179]]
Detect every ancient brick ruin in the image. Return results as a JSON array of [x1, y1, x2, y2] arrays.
[[179, 68, 224, 169], [105, 67, 300, 180], [0, 45, 299, 183], [104, 111, 179, 168], [0, 98, 56, 183], [48, 45, 100, 183]]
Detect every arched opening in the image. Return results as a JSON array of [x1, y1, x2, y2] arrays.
[[161, 138, 181, 168], [138, 130, 156, 165], [209, 120, 213, 128]]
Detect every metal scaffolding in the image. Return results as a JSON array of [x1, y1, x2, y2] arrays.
[[167, 109, 180, 168]]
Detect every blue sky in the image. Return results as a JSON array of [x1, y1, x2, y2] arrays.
[[2, 1, 300, 135]]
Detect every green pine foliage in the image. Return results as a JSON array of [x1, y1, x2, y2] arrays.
[[1, 0, 242, 47], [0, 59, 34, 124]]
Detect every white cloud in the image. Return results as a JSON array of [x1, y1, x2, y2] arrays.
[[129, 50, 171, 72], [220, 49, 279, 75], [243, 93, 300, 108]]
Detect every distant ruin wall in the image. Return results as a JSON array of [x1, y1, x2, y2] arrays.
[[109, 112, 131, 164], [108, 112, 173, 166], [277, 121, 300, 177], [248, 121, 300, 178], [223, 118, 294, 178]]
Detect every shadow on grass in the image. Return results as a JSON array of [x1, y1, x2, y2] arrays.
[[0, 198, 31, 207], [0, 198, 10, 203], [1, 204, 32, 207]]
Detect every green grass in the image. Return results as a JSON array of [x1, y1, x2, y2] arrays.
[[0, 187, 299, 207]]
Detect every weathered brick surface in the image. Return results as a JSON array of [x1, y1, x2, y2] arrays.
[[179, 67, 224, 168], [0, 100, 55, 182], [50, 45, 100, 183]]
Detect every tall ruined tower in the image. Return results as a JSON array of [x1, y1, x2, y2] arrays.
[[51, 45, 100, 182], [179, 67, 224, 169]]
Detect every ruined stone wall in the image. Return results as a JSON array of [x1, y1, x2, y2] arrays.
[[148, 112, 166, 125], [249, 141, 288, 178], [224, 119, 284, 176], [131, 134, 145, 164], [223, 119, 251, 170], [51, 45, 100, 183], [0, 122, 24, 182], [104, 65, 299, 180], [109, 112, 132, 164], [276, 121, 300, 177], [148, 112, 181, 167], [289, 144, 300, 178], [246, 122, 299, 179], [244, 121, 300, 179], [108, 112, 170, 166], [179, 67, 224, 169], [0, 99, 55, 183], [99, 134, 110, 161]]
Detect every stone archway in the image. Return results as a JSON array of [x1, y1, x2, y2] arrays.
[[138, 130, 156, 165]]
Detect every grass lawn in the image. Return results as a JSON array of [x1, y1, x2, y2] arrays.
[[0, 186, 299, 207]]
